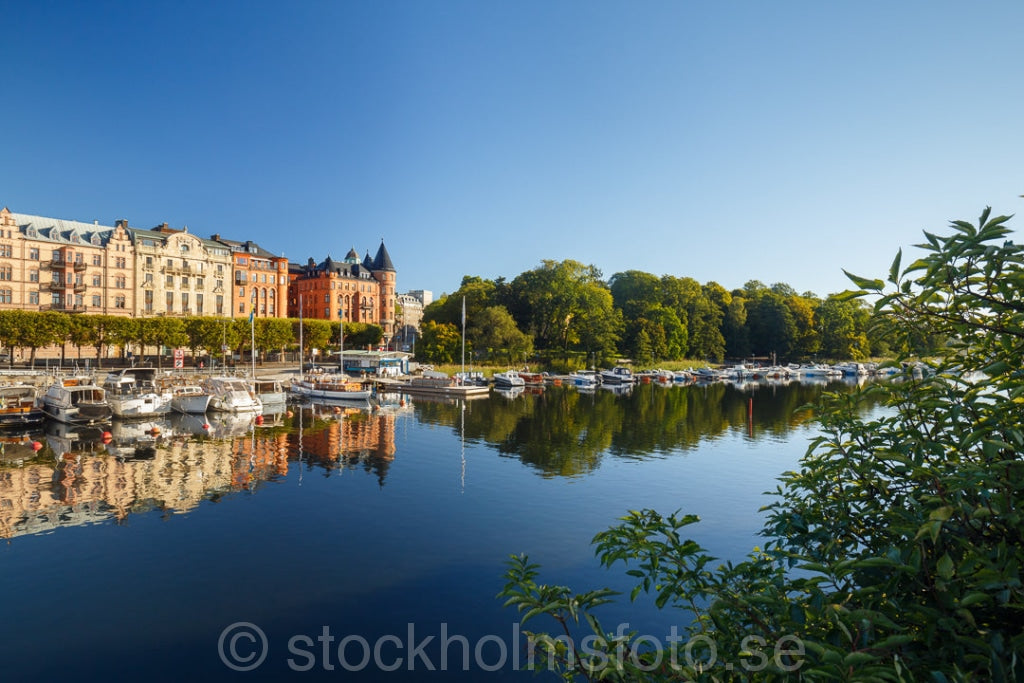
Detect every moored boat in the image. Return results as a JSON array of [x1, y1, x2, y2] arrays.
[[102, 368, 172, 418], [0, 383, 46, 427], [568, 370, 600, 389], [170, 385, 212, 414], [518, 371, 545, 386], [253, 378, 287, 414], [493, 370, 526, 388], [204, 376, 263, 413], [599, 366, 634, 385], [42, 376, 112, 424], [291, 373, 373, 401]]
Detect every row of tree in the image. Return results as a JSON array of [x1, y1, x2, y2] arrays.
[[418, 260, 933, 366], [0, 310, 383, 367]]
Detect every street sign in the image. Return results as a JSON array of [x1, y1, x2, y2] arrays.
[[174, 348, 184, 369]]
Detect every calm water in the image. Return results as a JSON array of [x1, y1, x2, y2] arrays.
[[0, 379, 871, 681]]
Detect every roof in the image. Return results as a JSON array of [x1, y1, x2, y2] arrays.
[[6, 211, 117, 247], [372, 241, 395, 271], [210, 234, 283, 259], [128, 226, 228, 251]]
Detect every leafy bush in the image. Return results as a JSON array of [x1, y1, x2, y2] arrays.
[[499, 208, 1024, 681]]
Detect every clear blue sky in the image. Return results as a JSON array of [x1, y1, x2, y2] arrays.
[[3, 1, 1023, 299]]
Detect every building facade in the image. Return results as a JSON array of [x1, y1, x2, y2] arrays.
[[0, 208, 135, 316], [288, 242, 397, 340], [210, 235, 289, 318], [129, 224, 233, 317]]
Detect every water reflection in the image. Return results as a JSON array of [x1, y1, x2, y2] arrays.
[[0, 378, 879, 539], [0, 402, 401, 540]]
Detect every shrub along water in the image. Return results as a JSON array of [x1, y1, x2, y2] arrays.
[[498, 207, 1024, 681]]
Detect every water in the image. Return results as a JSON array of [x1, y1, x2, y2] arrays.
[[0, 379, 871, 680]]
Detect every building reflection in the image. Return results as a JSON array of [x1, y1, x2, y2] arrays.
[[0, 405, 399, 540]]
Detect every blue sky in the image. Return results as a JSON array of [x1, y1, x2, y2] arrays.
[[3, 1, 1023, 299]]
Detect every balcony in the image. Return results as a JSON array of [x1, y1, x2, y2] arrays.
[[73, 261, 87, 272], [45, 281, 65, 291], [41, 303, 87, 313], [74, 282, 87, 293]]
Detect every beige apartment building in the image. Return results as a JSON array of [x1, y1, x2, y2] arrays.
[[0, 207, 135, 315], [129, 224, 233, 317]]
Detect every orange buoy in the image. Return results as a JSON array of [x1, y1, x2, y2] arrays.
[[31, 441, 43, 451], [286, 410, 294, 418], [255, 415, 264, 425], [150, 426, 161, 435], [102, 431, 113, 440]]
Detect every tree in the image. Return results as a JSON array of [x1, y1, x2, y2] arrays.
[[468, 305, 534, 364], [19, 311, 69, 364], [499, 207, 1024, 681], [816, 296, 871, 359], [418, 320, 461, 364], [0, 310, 28, 366]]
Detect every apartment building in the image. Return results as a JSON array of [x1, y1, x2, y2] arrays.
[[129, 224, 233, 317], [288, 242, 397, 340], [0, 207, 135, 315], [210, 235, 289, 318]]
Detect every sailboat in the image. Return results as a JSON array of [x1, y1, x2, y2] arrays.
[[290, 298, 373, 401]]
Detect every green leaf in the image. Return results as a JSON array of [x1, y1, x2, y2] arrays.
[[936, 553, 955, 580], [843, 269, 885, 291], [888, 248, 902, 284]]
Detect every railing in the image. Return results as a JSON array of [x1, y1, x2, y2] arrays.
[[73, 261, 87, 272], [73, 283, 87, 293], [40, 303, 87, 313]]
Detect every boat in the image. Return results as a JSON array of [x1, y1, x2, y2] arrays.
[[204, 376, 263, 413], [402, 375, 490, 398], [102, 368, 172, 418], [493, 370, 526, 388], [253, 378, 287, 414], [518, 371, 546, 386], [291, 373, 373, 401], [170, 385, 212, 414], [568, 370, 600, 389], [41, 375, 113, 424], [0, 383, 46, 427], [599, 366, 634, 385], [798, 364, 843, 379]]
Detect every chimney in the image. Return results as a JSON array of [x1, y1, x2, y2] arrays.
[[115, 219, 129, 229]]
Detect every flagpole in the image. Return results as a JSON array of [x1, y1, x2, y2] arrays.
[[250, 310, 256, 378]]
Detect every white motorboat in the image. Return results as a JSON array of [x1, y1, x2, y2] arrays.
[[102, 368, 172, 418], [42, 376, 113, 424], [170, 385, 212, 414], [204, 376, 263, 413], [253, 378, 287, 414], [599, 366, 634, 385], [493, 370, 526, 388], [568, 371, 600, 389]]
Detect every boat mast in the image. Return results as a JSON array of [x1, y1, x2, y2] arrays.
[[299, 293, 304, 375], [339, 320, 344, 375], [461, 296, 466, 378]]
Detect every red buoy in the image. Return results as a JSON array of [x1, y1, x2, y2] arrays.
[[32, 441, 43, 451], [255, 415, 264, 425]]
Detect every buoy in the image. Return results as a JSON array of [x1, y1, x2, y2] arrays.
[[399, 398, 405, 406], [31, 441, 42, 451], [202, 423, 211, 430], [332, 406, 342, 414], [149, 426, 161, 435], [255, 415, 264, 425], [286, 410, 294, 418], [102, 431, 113, 440]]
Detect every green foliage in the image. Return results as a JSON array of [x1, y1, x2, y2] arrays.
[[418, 320, 462, 364], [498, 208, 1024, 681]]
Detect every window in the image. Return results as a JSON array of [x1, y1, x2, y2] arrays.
[[180, 243, 190, 253], [0, 265, 12, 280], [181, 276, 189, 289], [166, 291, 174, 312], [251, 288, 257, 301], [116, 257, 126, 269], [144, 273, 153, 284], [115, 295, 126, 309], [167, 259, 174, 269], [0, 289, 11, 303], [262, 273, 267, 283], [75, 294, 84, 308], [238, 287, 245, 298], [145, 290, 154, 312], [52, 292, 61, 305], [324, 294, 329, 303], [30, 270, 40, 283], [29, 248, 39, 260], [196, 277, 204, 289], [146, 256, 153, 268], [215, 279, 223, 291], [216, 264, 223, 275], [52, 249, 61, 262], [0, 245, 10, 258], [182, 293, 189, 311], [93, 254, 102, 266], [216, 295, 223, 315], [238, 257, 248, 265], [92, 275, 101, 286], [29, 291, 39, 305], [324, 308, 330, 317], [269, 303, 274, 315], [166, 275, 174, 287], [196, 293, 204, 314], [75, 254, 84, 264], [115, 276, 126, 289], [239, 302, 245, 313], [92, 295, 101, 307]]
